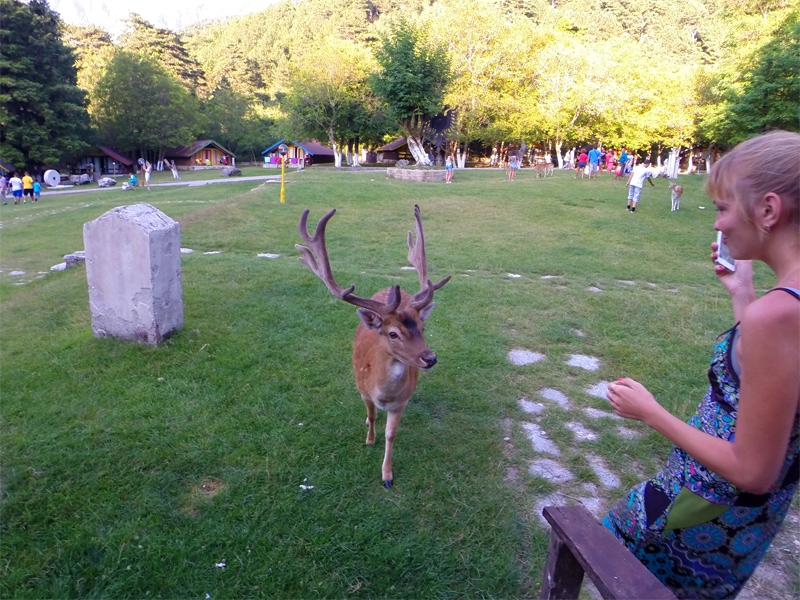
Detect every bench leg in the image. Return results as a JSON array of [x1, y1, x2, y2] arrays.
[[539, 530, 585, 600]]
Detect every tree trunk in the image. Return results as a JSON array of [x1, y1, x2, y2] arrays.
[[352, 136, 361, 166], [406, 136, 431, 166], [328, 129, 343, 168], [457, 141, 468, 169], [555, 140, 564, 169]]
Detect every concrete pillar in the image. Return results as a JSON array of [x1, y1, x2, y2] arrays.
[[84, 203, 183, 344]]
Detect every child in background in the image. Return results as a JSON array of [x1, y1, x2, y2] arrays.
[[33, 180, 41, 202]]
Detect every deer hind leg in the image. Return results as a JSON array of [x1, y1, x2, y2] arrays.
[[362, 395, 377, 446], [381, 406, 406, 488]]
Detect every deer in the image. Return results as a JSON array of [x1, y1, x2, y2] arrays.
[[296, 204, 450, 488]]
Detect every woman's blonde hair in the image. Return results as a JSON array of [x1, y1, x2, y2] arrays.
[[705, 130, 800, 225]]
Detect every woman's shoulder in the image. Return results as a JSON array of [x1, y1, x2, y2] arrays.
[[742, 288, 800, 334]]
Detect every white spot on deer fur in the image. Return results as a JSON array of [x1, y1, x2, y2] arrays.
[[566, 421, 598, 442], [567, 355, 600, 371], [519, 398, 546, 414], [585, 381, 611, 399], [204, 251, 223, 255], [588, 286, 602, 293], [508, 349, 545, 365], [617, 280, 635, 285], [180, 248, 194, 254], [529, 459, 574, 483], [584, 407, 622, 421], [507, 273, 521, 278], [539, 388, 570, 408], [257, 253, 280, 258], [587, 455, 620, 488], [522, 422, 560, 455], [617, 426, 642, 440], [541, 275, 562, 279]]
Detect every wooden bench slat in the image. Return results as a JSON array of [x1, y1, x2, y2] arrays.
[[541, 505, 676, 600]]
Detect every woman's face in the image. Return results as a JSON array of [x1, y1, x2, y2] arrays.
[[713, 194, 761, 259]]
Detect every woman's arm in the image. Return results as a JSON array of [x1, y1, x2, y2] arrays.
[[608, 294, 799, 494]]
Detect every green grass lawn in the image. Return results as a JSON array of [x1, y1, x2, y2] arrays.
[[0, 168, 778, 598]]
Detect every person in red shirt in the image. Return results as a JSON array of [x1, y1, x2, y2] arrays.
[[574, 149, 589, 179]]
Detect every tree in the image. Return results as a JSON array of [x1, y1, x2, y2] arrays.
[[714, 14, 799, 144], [90, 49, 204, 160], [62, 25, 116, 95], [0, 0, 91, 169], [371, 19, 451, 165], [119, 14, 207, 95], [282, 39, 379, 167]]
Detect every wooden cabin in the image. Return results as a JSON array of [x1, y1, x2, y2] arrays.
[[163, 140, 235, 170], [261, 139, 335, 167]]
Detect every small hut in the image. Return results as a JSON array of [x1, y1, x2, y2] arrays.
[[163, 140, 235, 170]]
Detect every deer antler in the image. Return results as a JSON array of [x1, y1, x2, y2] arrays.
[[407, 204, 451, 309], [296, 209, 401, 314]]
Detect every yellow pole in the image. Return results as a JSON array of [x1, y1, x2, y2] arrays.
[[280, 155, 286, 203]]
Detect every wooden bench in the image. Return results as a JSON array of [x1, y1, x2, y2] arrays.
[[540, 505, 676, 599]]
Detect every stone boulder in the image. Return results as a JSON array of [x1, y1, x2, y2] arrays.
[[83, 204, 183, 345], [221, 167, 242, 177], [98, 177, 117, 187]]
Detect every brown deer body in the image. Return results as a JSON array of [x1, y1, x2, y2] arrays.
[[296, 205, 449, 488]]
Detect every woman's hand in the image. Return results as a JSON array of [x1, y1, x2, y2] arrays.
[[711, 241, 754, 295], [607, 378, 662, 423]]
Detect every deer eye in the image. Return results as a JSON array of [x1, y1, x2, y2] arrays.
[[389, 331, 399, 339]]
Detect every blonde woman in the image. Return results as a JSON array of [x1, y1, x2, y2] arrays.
[[604, 131, 800, 598]]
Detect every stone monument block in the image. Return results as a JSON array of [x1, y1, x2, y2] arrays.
[[84, 203, 183, 344]]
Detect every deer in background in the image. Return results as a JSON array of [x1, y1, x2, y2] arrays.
[[296, 205, 450, 488]]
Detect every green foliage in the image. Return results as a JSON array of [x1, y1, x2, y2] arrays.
[[201, 79, 276, 162], [710, 13, 800, 144], [371, 19, 451, 139], [0, 0, 90, 169], [119, 14, 207, 95], [90, 50, 204, 158]]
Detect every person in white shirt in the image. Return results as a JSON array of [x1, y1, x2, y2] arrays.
[[625, 158, 655, 213], [9, 172, 23, 205]]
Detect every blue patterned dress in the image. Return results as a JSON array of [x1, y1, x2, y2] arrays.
[[603, 288, 800, 599]]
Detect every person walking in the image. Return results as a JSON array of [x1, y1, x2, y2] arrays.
[[0, 173, 8, 205], [22, 171, 34, 202], [507, 153, 518, 181], [574, 149, 589, 179], [603, 130, 800, 599], [33, 180, 41, 202], [9, 172, 23, 204], [625, 158, 655, 212], [588, 146, 601, 179], [616, 147, 629, 181], [445, 153, 454, 183]]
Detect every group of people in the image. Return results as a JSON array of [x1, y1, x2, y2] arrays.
[[0, 171, 40, 204], [571, 146, 631, 179]]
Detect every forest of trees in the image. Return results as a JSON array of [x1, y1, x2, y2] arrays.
[[1, 0, 797, 171]]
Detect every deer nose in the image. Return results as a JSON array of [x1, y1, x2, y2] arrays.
[[422, 355, 437, 368]]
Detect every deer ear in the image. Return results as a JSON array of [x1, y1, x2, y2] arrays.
[[357, 308, 383, 330], [419, 302, 436, 322]]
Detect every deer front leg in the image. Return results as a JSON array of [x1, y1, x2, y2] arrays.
[[362, 395, 376, 446], [382, 406, 406, 488]]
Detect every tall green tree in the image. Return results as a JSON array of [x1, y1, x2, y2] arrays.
[[90, 49, 204, 160], [120, 14, 207, 95], [282, 39, 380, 167], [62, 25, 115, 95], [0, 0, 90, 169], [371, 19, 451, 165]]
